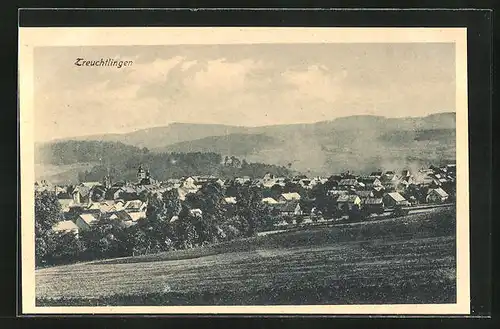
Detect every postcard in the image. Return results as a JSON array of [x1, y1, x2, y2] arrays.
[[19, 27, 469, 315]]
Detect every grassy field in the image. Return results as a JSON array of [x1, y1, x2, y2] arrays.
[[36, 207, 456, 306]]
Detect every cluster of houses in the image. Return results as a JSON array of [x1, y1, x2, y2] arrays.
[[256, 164, 455, 218], [36, 163, 456, 236]]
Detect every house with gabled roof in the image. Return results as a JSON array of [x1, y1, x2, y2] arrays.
[[111, 181, 126, 188], [327, 189, 349, 201], [338, 178, 359, 189], [355, 190, 374, 199], [328, 174, 343, 182], [396, 176, 415, 193], [445, 163, 456, 174], [223, 197, 237, 205], [105, 186, 124, 200], [75, 213, 99, 231], [98, 200, 123, 213], [181, 176, 198, 188], [401, 169, 412, 178], [426, 188, 449, 203], [372, 185, 385, 197], [52, 220, 80, 237], [80, 207, 102, 218], [278, 192, 301, 203], [299, 198, 316, 215], [53, 185, 69, 197], [414, 170, 438, 186], [263, 172, 275, 182], [357, 176, 382, 189], [337, 194, 362, 211], [127, 211, 147, 222], [262, 197, 279, 205], [107, 210, 132, 222], [89, 185, 107, 201], [165, 178, 181, 185], [383, 192, 410, 208], [277, 200, 302, 216], [80, 182, 102, 189], [361, 198, 385, 214], [382, 180, 398, 192], [124, 199, 147, 212], [369, 171, 383, 178], [262, 179, 278, 188], [71, 185, 91, 204], [194, 176, 224, 189], [105, 211, 137, 228], [86, 202, 103, 214], [34, 180, 51, 192], [189, 208, 203, 218], [235, 176, 251, 185], [58, 198, 75, 213], [382, 171, 396, 179], [298, 179, 312, 189]]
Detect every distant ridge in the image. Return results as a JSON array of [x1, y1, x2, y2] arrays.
[[37, 112, 456, 177], [49, 112, 456, 146]]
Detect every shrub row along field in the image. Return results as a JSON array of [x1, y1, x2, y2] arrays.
[[36, 207, 456, 306]]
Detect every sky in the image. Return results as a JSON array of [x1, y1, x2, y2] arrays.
[[34, 43, 456, 142]]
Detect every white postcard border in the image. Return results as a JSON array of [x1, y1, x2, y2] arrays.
[[19, 27, 469, 315]]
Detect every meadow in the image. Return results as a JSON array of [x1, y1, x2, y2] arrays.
[[36, 206, 456, 306]]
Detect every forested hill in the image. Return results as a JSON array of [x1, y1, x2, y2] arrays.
[[35, 140, 292, 183], [35, 140, 148, 165], [53, 112, 456, 176], [37, 113, 456, 181], [78, 152, 292, 183], [158, 133, 280, 156]]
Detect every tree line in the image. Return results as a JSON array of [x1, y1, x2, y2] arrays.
[[35, 171, 456, 267], [78, 152, 292, 182], [35, 177, 365, 267], [36, 140, 147, 165], [35, 140, 292, 181], [35, 182, 277, 267]]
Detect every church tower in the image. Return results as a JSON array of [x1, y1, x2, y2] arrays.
[[103, 175, 112, 189], [137, 164, 147, 182]]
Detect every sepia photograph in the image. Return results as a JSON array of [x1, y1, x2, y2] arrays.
[[19, 27, 470, 314]]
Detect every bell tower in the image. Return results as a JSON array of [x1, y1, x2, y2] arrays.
[[103, 166, 112, 188], [137, 164, 146, 182], [103, 175, 112, 189]]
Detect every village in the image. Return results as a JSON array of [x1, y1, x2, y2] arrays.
[[35, 162, 457, 238]]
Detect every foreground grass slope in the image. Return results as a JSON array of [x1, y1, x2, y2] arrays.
[[36, 207, 456, 306]]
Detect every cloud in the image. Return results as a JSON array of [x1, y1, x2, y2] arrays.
[[35, 76, 163, 141], [282, 65, 347, 103], [126, 56, 185, 83], [34, 43, 456, 141], [181, 60, 197, 71], [188, 58, 264, 92]]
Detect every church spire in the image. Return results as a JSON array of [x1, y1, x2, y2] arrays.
[[137, 164, 147, 182]]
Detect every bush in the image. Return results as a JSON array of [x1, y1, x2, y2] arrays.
[[283, 215, 294, 225], [35, 191, 63, 266], [295, 216, 305, 225], [47, 232, 85, 265], [348, 206, 365, 221]]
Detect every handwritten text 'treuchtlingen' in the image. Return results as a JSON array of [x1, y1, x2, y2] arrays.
[[74, 58, 133, 68]]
